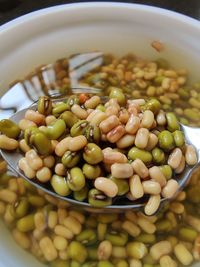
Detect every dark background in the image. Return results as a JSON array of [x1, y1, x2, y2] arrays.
[[0, 0, 199, 25]]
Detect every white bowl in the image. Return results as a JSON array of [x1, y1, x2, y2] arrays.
[[0, 2, 200, 267]]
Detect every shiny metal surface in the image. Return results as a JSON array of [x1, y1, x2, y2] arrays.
[[1, 99, 199, 213]]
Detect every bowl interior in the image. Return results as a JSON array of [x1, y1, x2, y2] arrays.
[[0, 3, 200, 267]]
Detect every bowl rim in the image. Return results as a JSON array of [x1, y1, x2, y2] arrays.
[[0, 1, 200, 34]]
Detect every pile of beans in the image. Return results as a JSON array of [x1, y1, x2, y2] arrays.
[[0, 164, 200, 267], [0, 93, 197, 215], [22, 53, 200, 127], [0, 53, 200, 267]]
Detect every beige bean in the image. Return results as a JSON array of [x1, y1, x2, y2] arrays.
[[160, 255, 177, 267], [71, 104, 88, 119], [25, 110, 45, 125], [99, 115, 120, 133], [89, 111, 107, 126], [86, 109, 100, 121], [0, 135, 18, 150], [84, 95, 101, 109], [55, 137, 72, 156], [105, 98, 120, 109], [33, 228, 45, 241], [119, 109, 129, 124], [45, 194, 58, 206], [25, 149, 43, 171], [43, 155, 55, 168], [47, 211, 57, 230], [141, 110, 154, 128], [156, 110, 166, 126], [125, 114, 140, 134], [111, 163, 133, 178], [63, 216, 82, 235], [165, 70, 177, 78], [137, 212, 158, 223], [137, 217, 156, 234], [185, 145, 197, 165], [150, 241, 172, 261], [38, 125, 47, 132], [68, 135, 87, 151], [128, 104, 139, 115], [12, 229, 31, 249], [126, 191, 136, 201], [149, 166, 166, 187], [45, 115, 57, 125], [135, 128, 149, 149], [34, 211, 46, 231], [94, 177, 118, 197], [59, 249, 69, 260], [54, 225, 74, 239], [129, 175, 144, 199], [175, 155, 185, 174], [19, 119, 36, 130], [105, 105, 119, 116], [103, 148, 128, 164], [166, 212, 177, 228], [0, 189, 17, 203], [18, 158, 36, 179], [142, 180, 161, 195], [36, 230, 47, 244], [125, 210, 137, 222], [131, 159, 149, 179], [175, 191, 186, 202], [174, 243, 193, 266], [57, 208, 68, 225], [162, 179, 179, 199], [144, 194, 161, 216], [116, 134, 135, 149], [53, 235, 68, 251], [162, 77, 171, 89], [97, 240, 112, 260], [168, 148, 182, 169], [106, 125, 125, 143], [55, 163, 66, 176], [36, 167, 52, 183], [33, 228, 45, 240], [129, 99, 145, 106], [145, 133, 158, 151], [185, 215, 200, 232], [51, 140, 58, 151], [122, 220, 141, 237], [169, 202, 184, 214], [39, 236, 58, 261], [19, 139, 31, 153], [69, 210, 85, 224], [112, 246, 127, 259]]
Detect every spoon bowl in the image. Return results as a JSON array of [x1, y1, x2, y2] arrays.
[[1, 97, 199, 213]]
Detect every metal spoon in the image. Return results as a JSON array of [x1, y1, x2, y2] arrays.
[[0, 98, 199, 213]]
